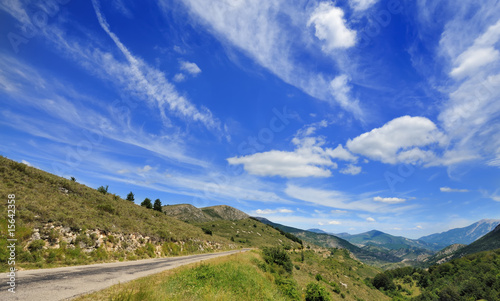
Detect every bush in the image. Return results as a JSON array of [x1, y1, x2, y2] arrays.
[[97, 185, 108, 194], [373, 273, 396, 291], [262, 246, 293, 273], [305, 282, 331, 301], [141, 198, 152, 209], [126, 191, 134, 202], [202, 228, 213, 235], [28, 240, 46, 252]]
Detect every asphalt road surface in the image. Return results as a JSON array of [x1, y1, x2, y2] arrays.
[[1, 249, 250, 301]]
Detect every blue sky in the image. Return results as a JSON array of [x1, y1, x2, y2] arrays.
[[1, 0, 499, 239]]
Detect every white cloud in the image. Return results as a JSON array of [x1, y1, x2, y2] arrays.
[[373, 196, 406, 204], [117, 169, 130, 174], [346, 116, 445, 164], [173, 73, 186, 82], [89, 0, 220, 130], [329, 75, 364, 119], [331, 209, 348, 214], [228, 132, 361, 178], [366, 217, 376, 222], [21, 160, 31, 166], [308, 2, 357, 51], [328, 220, 341, 225], [137, 165, 153, 173], [255, 208, 293, 215], [177, 0, 365, 119], [440, 187, 469, 193], [180, 61, 202, 75], [340, 164, 361, 175], [450, 47, 500, 78], [349, 0, 379, 11]]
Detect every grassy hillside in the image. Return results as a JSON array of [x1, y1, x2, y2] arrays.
[[77, 249, 390, 301], [0, 156, 233, 270], [195, 218, 303, 249], [422, 243, 466, 266], [341, 230, 438, 251], [162, 204, 215, 223]]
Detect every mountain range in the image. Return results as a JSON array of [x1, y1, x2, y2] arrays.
[[418, 219, 500, 248]]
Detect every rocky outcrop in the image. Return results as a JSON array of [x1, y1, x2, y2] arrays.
[[25, 222, 231, 256]]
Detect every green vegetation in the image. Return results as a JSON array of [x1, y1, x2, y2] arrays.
[[371, 248, 500, 300], [195, 218, 303, 249], [0, 156, 234, 271], [141, 198, 152, 209], [153, 199, 162, 212], [74, 252, 291, 301], [77, 248, 389, 301], [97, 185, 108, 194], [126, 191, 134, 202]]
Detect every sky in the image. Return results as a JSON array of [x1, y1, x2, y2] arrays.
[[1, 0, 499, 239]]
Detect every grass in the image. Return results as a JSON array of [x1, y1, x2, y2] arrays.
[[0, 156, 234, 271], [76, 248, 390, 301], [195, 219, 303, 249], [74, 251, 289, 301]]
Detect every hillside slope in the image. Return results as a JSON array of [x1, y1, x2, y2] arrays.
[[342, 230, 438, 251], [163, 204, 249, 223], [450, 224, 500, 260], [419, 219, 500, 247], [254, 217, 401, 265], [0, 156, 233, 270]]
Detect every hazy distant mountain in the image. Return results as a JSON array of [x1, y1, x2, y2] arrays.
[[419, 219, 500, 247], [254, 217, 401, 264], [307, 228, 329, 234], [339, 230, 440, 251], [450, 223, 500, 260]]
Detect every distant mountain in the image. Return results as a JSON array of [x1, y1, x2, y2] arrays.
[[419, 219, 500, 248], [341, 230, 440, 251], [424, 244, 466, 266], [307, 228, 328, 234], [163, 204, 248, 223], [451, 224, 500, 259], [254, 217, 401, 265]]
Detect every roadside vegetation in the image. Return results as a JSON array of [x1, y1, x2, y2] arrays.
[[370, 248, 500, 300], [76, 248, 389, 301]]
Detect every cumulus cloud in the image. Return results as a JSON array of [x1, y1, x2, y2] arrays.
[[440, 187, 469, 193], [228, 133, 357, 178], [308, 2, 357, 51], [173, 73, 186, 82], [137, 165, 153, 173], [346, 116, 445, 164], [328, 220, 342, 225], [366, 217, 376, 222], [373, 196, 406, 204], [21, 160, 31, 166]]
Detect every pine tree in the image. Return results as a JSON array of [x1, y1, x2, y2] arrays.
[[141, 198, 152, 209], [153, 199, 162, 212], [126, 191, 135, 202]]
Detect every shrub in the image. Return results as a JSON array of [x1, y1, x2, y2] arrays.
[[28, 240, 46, 252], [373, 273, 396, 291], [141, 198, 152, 209], [305, 282, 331, 301], [97, 185, 108, 194], [262, 246, 293, 273], [202, 228, 213, 236]]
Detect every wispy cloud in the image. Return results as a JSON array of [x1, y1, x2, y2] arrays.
[[373, 196, 406, 204], [440, 187, 469, 193], [176, 0, 366, 120]]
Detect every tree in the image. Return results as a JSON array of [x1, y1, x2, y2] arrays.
[[70, 177, 76, 182], [373, 273, 396, 291], [126, 191, 135, 202], [153, 199, 162, 212], [141, 198, 152, 209], [97, 185, 108, 194], [305, 282, 331, 301]]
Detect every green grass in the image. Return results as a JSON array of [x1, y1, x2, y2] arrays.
[[0, 156, 234, 271], [195, 219, 303, 249], [74, 251, 290, 301]]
